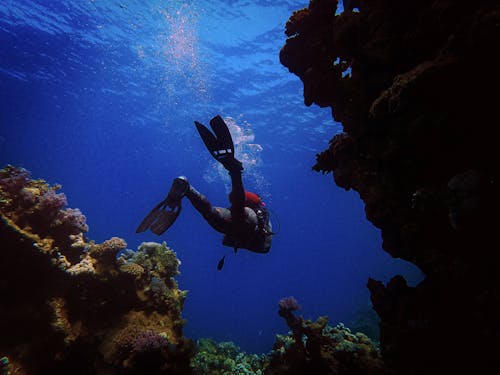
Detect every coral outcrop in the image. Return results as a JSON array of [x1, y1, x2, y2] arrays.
[[189, 296, 382, 375], [266, 297, 384, 374], [0, 165, 193, 374], [280, 0, 499, 373], [191, 339, 267, 375]]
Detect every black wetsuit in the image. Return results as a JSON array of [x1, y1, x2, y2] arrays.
[[185, 169, 272, 253]]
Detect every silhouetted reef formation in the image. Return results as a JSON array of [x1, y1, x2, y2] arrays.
[[281, 0, 499, 374]]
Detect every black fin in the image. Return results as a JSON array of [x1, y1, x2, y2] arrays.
[[136, 201, 166, 233], [136, 177, 188, 235], [194, 116, 235, 161], [194, 121, 219, 156], [209, 115, 234, 154], [149, 205, 181, 235]]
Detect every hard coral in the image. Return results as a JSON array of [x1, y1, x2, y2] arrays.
[[135, 242, 180, 279], [0, 164, 30, 196], [119, 262, 145, 280], [0, 165, 88, 264], [268, 299, 385, 375], [36, 188, 67, 215], [117, 242, 187, 315], [123, 241, 181, 290], [104, 310, 193, 374], [191, 338, 267, 375], [89, 237, 127, 274], [56, 207, 88, 235], [133, 330, 170, 354], [48, 297, 83, 345]]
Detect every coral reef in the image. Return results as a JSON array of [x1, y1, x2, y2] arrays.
[[0, 164, 88, 263], [189, 297, 383, 375], [0, 165, 193, 374], [191, 338, 267, 375], [345, 305, 380, 343], [0, 357, 9, 375], [267, 297, 385, 374], [280, 0, 500, 373]]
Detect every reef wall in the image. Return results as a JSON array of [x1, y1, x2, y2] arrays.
[[0, 165, 193, 374], [280, 1, 499, 374]]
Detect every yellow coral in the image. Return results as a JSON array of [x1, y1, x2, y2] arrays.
[[70, 233, 89, 252], [67, 255, 96, 275], [48, 297, 83, 344], [21, 186, 40, 197], [100, 310, 179, 363], [87, 237, 127, 276], [89, 237, 127, 259], [49, 251, 71, 271], [120, 262, 145, 279]]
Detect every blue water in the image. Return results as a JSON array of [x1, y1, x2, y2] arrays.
[[0, 0, 422, 353]]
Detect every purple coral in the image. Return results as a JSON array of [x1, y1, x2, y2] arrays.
[[57, 208, 89, 234], [279, 296, 301, 313], [278, 297, 304, 338], [132, 330, 169, 354], [37, 189, 68, 215], [0, 165, 30, 194]]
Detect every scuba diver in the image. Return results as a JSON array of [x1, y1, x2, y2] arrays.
[[136, 115, 273, 268]]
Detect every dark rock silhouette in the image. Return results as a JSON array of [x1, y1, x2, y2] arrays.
[[281, 1, 499, 374]]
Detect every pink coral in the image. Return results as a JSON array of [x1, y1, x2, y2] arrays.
[[0, 165, 88, 236], [37, 189, 68, 216], [132, 330, 169, 354], [56, 208, 89, 234], [0, 165, 30, 194]]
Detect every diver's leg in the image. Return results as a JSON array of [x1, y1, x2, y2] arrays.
[[228, 168, 245, 222], [185, 184, 232, 233]]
